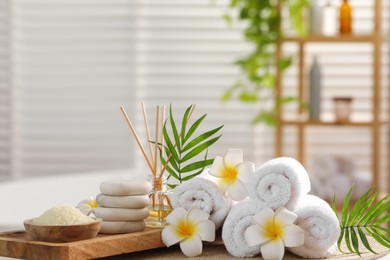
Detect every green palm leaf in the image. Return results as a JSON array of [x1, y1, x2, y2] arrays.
[[350, 227, 360, 256], [181, 135, 222, 162], [182, 126, 224, 153], [344, 228, 355, 254], [181, 168, 206, 182], [169, 104, 181, 150], [163, 122, 180, 163], [334, 186, 390, 256], [183, 114, 207, 143], [357, 227, 376, 255], [160, 104, 223, 185], [180, 105, 193, 144], [180, 159, 214, 173]]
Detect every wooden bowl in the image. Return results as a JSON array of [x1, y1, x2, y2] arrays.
[[24, 218, 102, 243]]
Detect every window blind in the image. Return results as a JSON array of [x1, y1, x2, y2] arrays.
[[0, 0, 11, 180], [9, 0, 137, 177], [133, 0, 260, 167]]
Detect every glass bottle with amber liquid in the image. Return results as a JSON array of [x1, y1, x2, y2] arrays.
[[145, 176, 173, 228], [339, 0, 352, 34]]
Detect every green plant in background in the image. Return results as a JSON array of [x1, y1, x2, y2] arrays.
[[161, 105, 223, 188], [221, 0, 309, 125], [332, 186, 390, 255]]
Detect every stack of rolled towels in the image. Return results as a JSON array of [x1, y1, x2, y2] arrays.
[[168, 157, 341, 259], [94, 180, 152, 234], [222, 157, 341, 259]]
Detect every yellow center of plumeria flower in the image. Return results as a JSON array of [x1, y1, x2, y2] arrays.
[[220, 165, 238, 183], [175, 219, 197, 239], [263, 218, 284, 241], [85, 196, 99, 209]]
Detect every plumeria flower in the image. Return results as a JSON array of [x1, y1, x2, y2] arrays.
[[161, 207, 215, 257], [76, 196, 99, 216], [244, 207, 305, 260], [208, 148, 255, 201]]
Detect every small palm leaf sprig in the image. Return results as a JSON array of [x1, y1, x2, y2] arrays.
[[160, 104, 223, 189], [332, 186, 390, 256]]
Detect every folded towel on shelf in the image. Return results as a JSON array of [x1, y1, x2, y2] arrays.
[[312, 155, 355, 182], [288, 195, 340, 259], [169, 178, 231, 229], [248, 157, 311, 210], [324, 174, 352, 203], [351, 171, 371, 200], [311, 155, 339, 181], [221, 201, 265, 257]]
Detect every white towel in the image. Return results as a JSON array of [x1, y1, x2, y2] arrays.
[[221, 201, 265, 257], [324, 174, 352, 203], [312, 155, 355, 182], [288, 195, 340, 259], [311, 155, 339, 181], [248, 157, 311, 210], [351, 171, 371, 200], [169, 178, 231, 229]]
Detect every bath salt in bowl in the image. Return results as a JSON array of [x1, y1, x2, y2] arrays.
[[24, 204, 102, 243]]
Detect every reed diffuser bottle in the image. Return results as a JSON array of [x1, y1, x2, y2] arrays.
[[339, 0, 352, 34], [120, 103, 173, 228]]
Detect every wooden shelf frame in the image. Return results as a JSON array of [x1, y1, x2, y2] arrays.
[[275, 0, 389, 194], [284, 34, 376, 43], [280, 119, 386, 127]]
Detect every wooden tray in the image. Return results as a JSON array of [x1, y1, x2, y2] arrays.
[[0, 228, 164, 260]]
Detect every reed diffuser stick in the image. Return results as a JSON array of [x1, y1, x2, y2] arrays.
[[154, 106, 160, 176], [188, 104, 196, 120], [161, 106, 166, 170], [141, 102, 154, 167], [120, 106, 154, 173]]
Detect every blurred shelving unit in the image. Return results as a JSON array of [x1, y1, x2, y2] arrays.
[[275, 0, 390, 194]]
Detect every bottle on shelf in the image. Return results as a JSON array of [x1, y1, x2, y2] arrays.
[[323, 0, 337, 36], [308, 56, 322, 120], [308, 0, 323, 35], [339, 0, 352, 34]]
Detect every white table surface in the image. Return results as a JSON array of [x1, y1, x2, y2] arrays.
[[0, 168, 146, 231]]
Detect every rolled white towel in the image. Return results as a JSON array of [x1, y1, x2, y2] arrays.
[[248, 157, 311, 210], [169, 178, 231, 229], [288, 195, 340, 259], [222, 201, 266, 257]]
